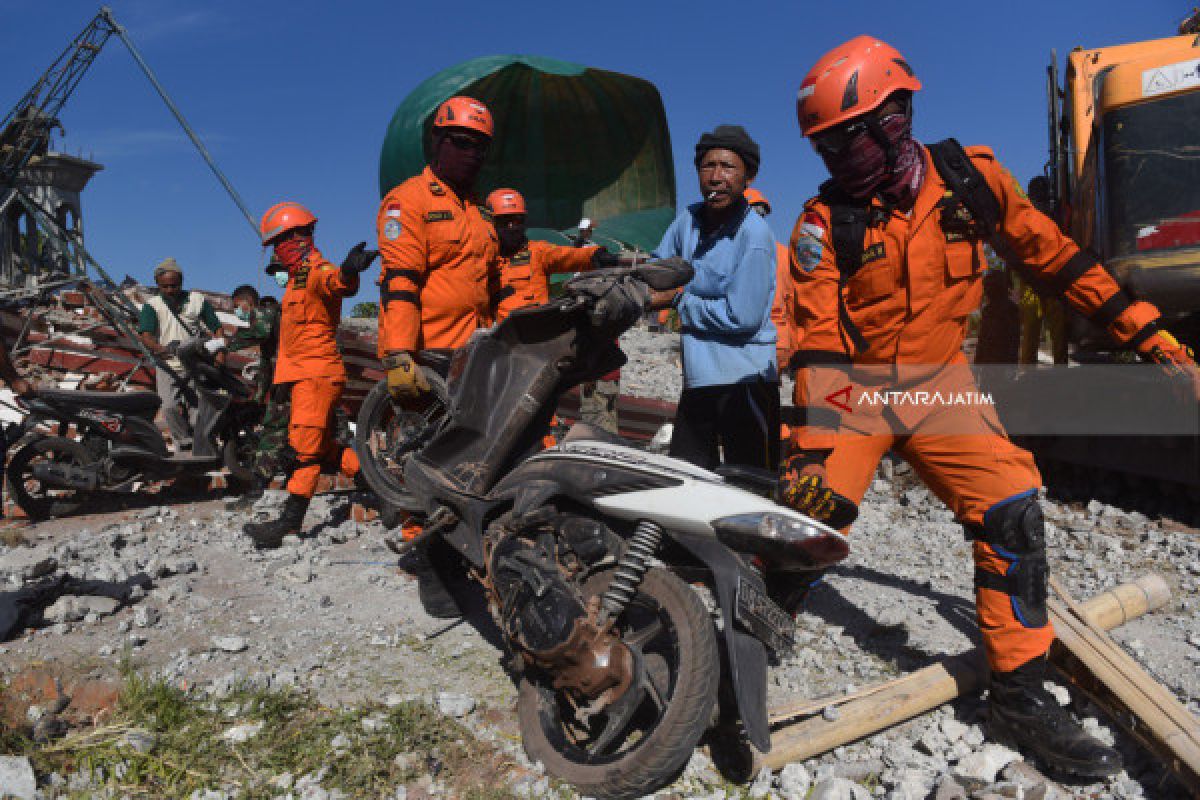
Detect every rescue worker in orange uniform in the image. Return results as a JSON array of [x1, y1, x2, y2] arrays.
[[243, 202, 377, 548], [374, 97, 498, 619], [487, 187, 616, 321], [376, 96, 499, 399], [777, 36, 1198, 778], [744, 188, 797, 376]]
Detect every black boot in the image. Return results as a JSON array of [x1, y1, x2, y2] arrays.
[[989, 657, 1122, 779], [764, 569, 826, 616], [408, 541, 460, 619], [243, 493, 309, 549]]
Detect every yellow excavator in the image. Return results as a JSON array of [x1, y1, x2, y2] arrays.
[[999, 12, 1200, 502]]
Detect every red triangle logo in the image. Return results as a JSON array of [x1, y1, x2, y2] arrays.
[[825, 384, 853, 414]]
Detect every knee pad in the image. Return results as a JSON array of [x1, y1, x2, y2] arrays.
[[972, 490, 1049, 629]]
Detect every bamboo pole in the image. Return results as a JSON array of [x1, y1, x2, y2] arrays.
[[1048, 576, 1200, 792], [763, 573, 1171, 770]]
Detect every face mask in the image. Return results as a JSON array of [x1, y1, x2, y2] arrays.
[[235, 307, 252, 322], [274, 270, 290, 289], [820, 111, 925, 208], [274, 235, 312, 272], [497, 227, 527, 254]]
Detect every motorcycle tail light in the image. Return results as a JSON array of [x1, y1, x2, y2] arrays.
[[712, 512, 849, 569]]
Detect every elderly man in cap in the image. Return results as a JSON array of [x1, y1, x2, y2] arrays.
[[651, 125, 780, 471], [137, 257, 224, 450]]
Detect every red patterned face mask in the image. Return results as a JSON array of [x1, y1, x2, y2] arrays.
[[819, 111, 925, 209], [274, 235, 312, 272]]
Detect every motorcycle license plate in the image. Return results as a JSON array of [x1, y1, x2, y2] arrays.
[[735, 575, 795, 655]]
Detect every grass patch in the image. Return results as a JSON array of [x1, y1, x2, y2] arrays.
[[3, 671, 520, 799]]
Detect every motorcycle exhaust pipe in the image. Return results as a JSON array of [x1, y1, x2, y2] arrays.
[[30, 462, 101, 491]]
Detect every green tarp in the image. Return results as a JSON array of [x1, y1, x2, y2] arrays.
[[379, 55, 676, 252]]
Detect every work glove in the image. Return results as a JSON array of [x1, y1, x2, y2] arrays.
[[382, 351, 429, 400], [591, 247, 619, 268], [340, 242, 379, 277], [1138, 329, 1196, 374], [777, 451, 858, 529]]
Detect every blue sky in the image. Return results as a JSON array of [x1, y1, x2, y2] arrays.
[[0, 0, 1182, 302]]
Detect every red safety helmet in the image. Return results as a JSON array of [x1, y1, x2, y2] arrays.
[[486, 188, 526, 216], [797, 35, 922, 137], [433, 96, 494, 138], [743, 188, 771, 213], [259, 201, 316, 245]]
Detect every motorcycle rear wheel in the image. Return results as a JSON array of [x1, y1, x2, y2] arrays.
[[517, 567, 719, 800], [7, 436, 93, 520], [353, 369, 448, 514]]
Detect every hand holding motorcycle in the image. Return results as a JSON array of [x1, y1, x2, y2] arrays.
[[383, 351, 429, 400], [778, 451, 859, 528]]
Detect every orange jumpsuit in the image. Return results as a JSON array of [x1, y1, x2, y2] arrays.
[[493, 241, 596, 321], [274, 249, 361, 498], [376, 166, 498, 354], [786, 145, 1161, 671], [769, 241, 795, 372]]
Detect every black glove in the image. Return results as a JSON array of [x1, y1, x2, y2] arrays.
[[340, 242, 379, 276], [591, 247, 619, 268], [590, 276, 650, 330]]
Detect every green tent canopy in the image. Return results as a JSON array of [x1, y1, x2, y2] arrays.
[[379, 55, 676, 252]]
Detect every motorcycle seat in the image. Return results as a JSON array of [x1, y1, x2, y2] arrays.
[[35, 388, 162, 414], [415, 349, 454, 377]]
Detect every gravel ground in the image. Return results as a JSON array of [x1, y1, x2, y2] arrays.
[[2, 327, 1198, 799]]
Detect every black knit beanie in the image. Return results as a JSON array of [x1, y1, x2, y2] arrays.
[[694, 124, 760, 178]]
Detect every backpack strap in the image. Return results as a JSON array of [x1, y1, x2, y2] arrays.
[[926, 138, 1002, 238], [819, 180, 871, 353]]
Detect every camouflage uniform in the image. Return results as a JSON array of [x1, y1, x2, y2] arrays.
[[228, 307, 290, 482]]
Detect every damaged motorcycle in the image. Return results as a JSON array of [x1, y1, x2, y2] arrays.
[[7, 338, 261, 519], [366, 259, 853, 798]]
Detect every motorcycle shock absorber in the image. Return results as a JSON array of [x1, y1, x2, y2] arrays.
[[597, 519, 663, 625]]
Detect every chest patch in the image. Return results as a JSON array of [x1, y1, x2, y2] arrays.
[[860, 242, 886, 266], [292, 267, 310, 289], [425, 210, 454, 223], [510, 251, 531, 266], [429, 182, 445, 196]]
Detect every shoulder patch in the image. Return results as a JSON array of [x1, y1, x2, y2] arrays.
[[385, 201, 402, 218], [794, 210, 827, 273], [383, 219, 402, 240], [1001, 167, 1028, 200], [425, 210, 454, 222], [428, 181, 445, 196]]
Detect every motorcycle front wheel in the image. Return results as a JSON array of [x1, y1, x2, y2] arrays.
[[353, 368, 448, 514], [7, 435, 94, 520], [517, 567, 719, 800]]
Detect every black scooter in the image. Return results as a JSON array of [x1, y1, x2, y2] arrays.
[[7, 339, 261, 519], [381, 260, 852, 799]]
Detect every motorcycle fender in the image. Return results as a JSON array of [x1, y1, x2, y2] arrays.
[[668, 529, 771, 753]]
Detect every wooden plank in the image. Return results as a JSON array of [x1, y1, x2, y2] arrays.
[[763, 574, 1172, 770]]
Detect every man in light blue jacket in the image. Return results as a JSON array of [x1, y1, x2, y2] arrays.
[[653, 125, 779, 470]]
